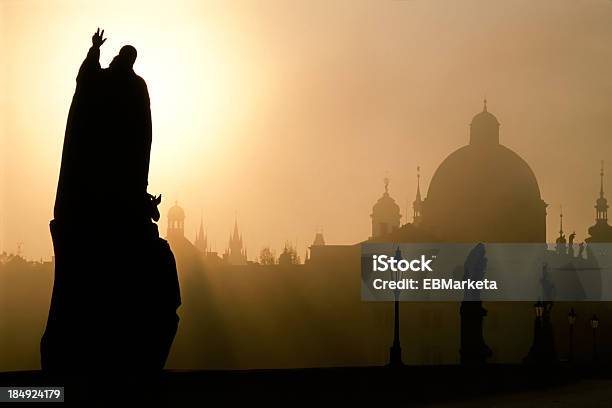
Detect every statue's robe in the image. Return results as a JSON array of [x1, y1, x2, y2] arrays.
[[42, 46, 180, 377], [54, 46, 152, 220]]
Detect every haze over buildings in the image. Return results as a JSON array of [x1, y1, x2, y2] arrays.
[[2, 0, 612, 259]]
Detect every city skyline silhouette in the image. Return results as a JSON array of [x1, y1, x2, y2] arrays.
[[2, 0, 612, 260], [3, 3, 612, 406]]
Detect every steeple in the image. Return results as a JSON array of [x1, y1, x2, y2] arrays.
[[596, 160, 608, 223], [600, 161, 605, 198], [233, 218, 240, 240], [587, 161, 612, 243], [483, 98, 488, 112], [556, 206, 567, 253], [225, 216, 247, 265], [194, 213, 207, 252], [413, 166, 423, 226]]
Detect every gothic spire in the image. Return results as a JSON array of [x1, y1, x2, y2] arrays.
[[413, 166, 423, 225], [233, 217, 239, 238]]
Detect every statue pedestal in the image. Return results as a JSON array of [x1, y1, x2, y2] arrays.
[[460, 301, 491, 365]]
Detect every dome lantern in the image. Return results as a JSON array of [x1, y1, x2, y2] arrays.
[[470, 99, 500, 146], [370, 177, 401, 238]]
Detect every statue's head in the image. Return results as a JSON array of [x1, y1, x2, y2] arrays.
[[110, 45, 137, 71], [464, 243, 487, 280]]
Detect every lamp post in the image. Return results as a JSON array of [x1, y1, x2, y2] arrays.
[[567, 308, 576, 363], [524, 300, 545, 364], [535, 300, 544, 319], [388, 247, 404, 367], [590, 314, 599, 362]]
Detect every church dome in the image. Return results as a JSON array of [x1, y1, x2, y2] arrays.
[[421, 103, 547, 243], [168, 201, 185, 221], [372, 178, 401, 220], [372, 191, 401, 216], [471, 104, 499, 125]]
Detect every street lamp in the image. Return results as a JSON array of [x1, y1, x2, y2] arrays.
[[388, 246, 404, 367], [567, 308, 576, 363], [525, 300, 544, 364], [534, 301, 544, 319], [590, 314, 599, 362]]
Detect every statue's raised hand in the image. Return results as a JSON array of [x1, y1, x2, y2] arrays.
[[92, 28, 106, 48]]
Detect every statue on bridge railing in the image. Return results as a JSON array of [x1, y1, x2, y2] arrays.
[[41, 28, 181, 381], [459, 243, 492, 365]]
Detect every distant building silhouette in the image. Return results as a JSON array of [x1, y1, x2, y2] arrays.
[[278, 242, 300, 266], [194, 215, 208, 253], [167, 201, 186, 239], [586, 161, 612, 243], [370, 177, 401, 239], [420, 100, 547, 243], [224, 220, 248, 265], [312, 231, 326, 246]]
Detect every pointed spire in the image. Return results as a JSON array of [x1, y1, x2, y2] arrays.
[[413, 166, 423, 225], [483, 97, 488, 112], [600, 160, 605, 199], [233, 217, 239, 238], [416, 166, 421, 201], [556, 205, 568, 248], [594, 160, 609, 224], [384, 176, 389, 194], [195, 212, 208, 252]]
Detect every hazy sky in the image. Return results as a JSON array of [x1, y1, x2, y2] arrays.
[[2, 0, 612, 259]]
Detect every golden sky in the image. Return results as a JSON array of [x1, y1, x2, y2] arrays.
[[2, 0, 612, 259]]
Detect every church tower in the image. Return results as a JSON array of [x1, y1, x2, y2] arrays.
[[413, 166, 423, 226], [587, 161, 612, 242], [167, 201, 185, 239], [194, 215, 208, 253], [370, 177, 401, 239], [225, 219, 248, 265]]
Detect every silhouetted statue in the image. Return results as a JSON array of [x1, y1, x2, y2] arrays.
[[525, 265, 558, 365], [540, 263, 555, 302], [41, 29, 181, 383], [459, 243, 492, 365], [568, 232, 576, 257]]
